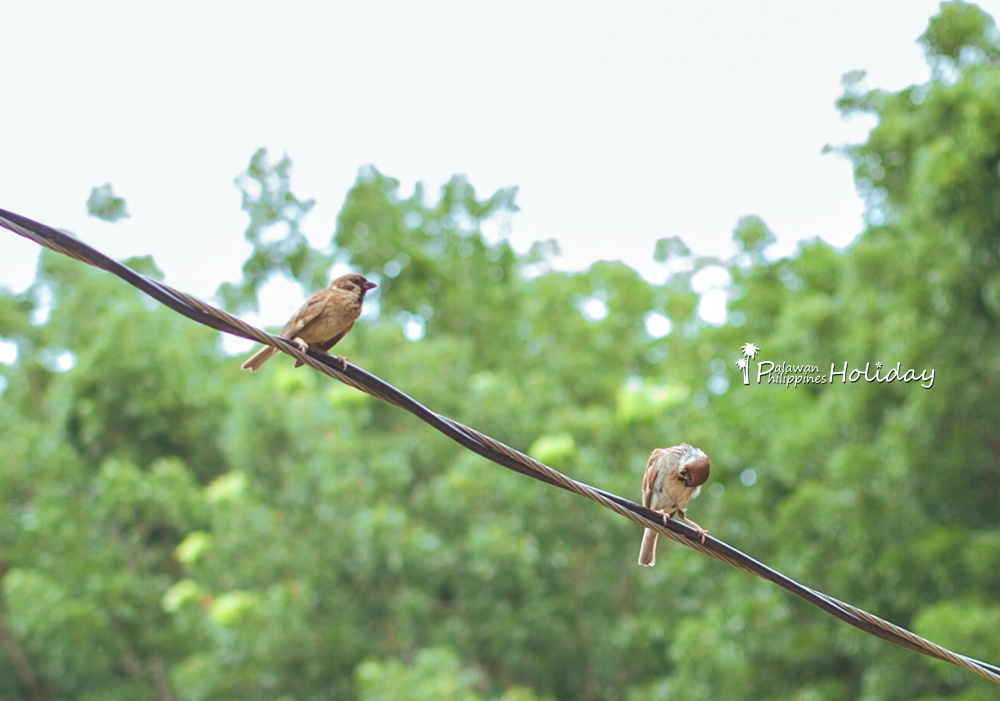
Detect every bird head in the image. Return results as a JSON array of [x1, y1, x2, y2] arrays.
[[678, 444, 711, 488], [332, 274, 378, 299]]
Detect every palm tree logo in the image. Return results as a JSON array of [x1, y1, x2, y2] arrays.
[[737, 343, 760, 385]]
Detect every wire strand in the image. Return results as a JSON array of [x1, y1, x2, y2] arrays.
[[2, 207, 998, 685]]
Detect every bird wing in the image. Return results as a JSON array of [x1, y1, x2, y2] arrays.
[[281, 289, 334, 338], [641, 450, 662, 509]]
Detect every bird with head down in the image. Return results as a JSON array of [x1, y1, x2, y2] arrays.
[[638, 443, 711, 566]]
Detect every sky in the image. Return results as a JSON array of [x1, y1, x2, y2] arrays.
[[3, 1, 998, 333]]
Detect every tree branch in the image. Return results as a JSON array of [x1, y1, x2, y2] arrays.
[[0, 607, 43, 701], [150, 656, 176, 701]]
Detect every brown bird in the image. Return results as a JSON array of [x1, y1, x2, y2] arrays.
[[637, 443, 711, 566], [241, 274, 377, 372]]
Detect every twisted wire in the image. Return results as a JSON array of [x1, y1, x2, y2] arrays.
[[2, 207, 997, 685]]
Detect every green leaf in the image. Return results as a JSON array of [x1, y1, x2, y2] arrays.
[[86, 183, 130, 222]]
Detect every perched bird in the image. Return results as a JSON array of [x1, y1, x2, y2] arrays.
[[637, 443, 711, 567], [241, 274, 377, 372]]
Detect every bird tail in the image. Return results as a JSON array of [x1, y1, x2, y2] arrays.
[[638, 528, 658, 567], [241, 346, 278, 372]]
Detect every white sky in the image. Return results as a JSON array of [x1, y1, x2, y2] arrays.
[[2, 1, 996, 330]]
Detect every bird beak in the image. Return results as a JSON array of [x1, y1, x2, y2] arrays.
[[363, 281, 378, 290]]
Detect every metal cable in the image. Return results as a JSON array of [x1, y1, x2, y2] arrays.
[[2, 207, 997, 685]]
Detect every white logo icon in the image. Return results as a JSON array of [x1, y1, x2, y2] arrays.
[[736, 343, 760, 385]]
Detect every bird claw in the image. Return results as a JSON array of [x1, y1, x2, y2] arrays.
[[659, 512, 708, 543], [681, 516, 709, 544], [292, 337, 310, 354], [336, 356, 348, 372]]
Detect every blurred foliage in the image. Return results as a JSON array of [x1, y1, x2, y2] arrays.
[[2, 3, 1000, 699], [86, 183, 130, 222], [356, 647, 551, 701], [218, 148, 331, 313]]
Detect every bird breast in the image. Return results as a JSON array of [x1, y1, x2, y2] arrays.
[[646, 468, 701, 514]]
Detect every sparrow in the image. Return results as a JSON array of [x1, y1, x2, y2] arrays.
[[241, 274, 377, 372], [637, 443, 711, 566]]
